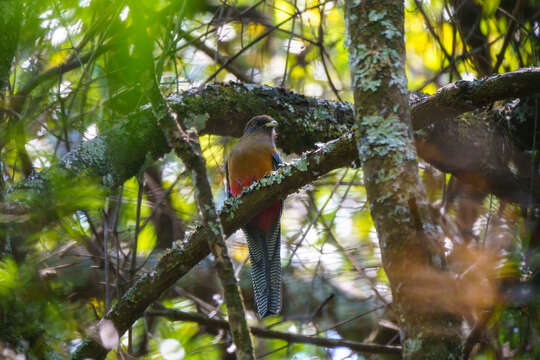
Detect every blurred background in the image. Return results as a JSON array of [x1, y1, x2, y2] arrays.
[[0, 0, 539, 359]]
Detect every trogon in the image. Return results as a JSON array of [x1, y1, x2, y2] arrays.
[[225, 115, 284, 318]]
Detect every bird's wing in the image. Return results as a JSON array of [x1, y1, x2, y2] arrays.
[[271, 151, 282, 170], [224, 161, 232, 198]]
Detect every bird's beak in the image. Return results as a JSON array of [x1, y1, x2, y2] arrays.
[[265, 120, 278, 128]]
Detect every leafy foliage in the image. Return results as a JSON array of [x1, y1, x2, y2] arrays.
[[0, 0, 539, 359]]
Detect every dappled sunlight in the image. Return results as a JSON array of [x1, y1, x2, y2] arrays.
[[0, 0, 539, 359]]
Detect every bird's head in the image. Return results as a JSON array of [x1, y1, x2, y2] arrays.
[[243, 115, 278, 137]]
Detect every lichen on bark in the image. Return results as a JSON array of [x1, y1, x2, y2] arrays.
[[345, 0, 463, 358]]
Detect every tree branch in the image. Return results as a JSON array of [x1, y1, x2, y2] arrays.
[[145, 308, 402, 355], [11, 43, 113, 113], [159, 103, 255, 358], [71, 133, 357, 359], [7, 69, 540, 230], [55, 69, 540, 187], [3, 69, 538, 359], [411, 68, 540, 131], [179, 29, 252, 83]]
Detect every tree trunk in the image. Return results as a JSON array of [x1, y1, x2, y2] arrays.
[[345, 0, 463, 357]]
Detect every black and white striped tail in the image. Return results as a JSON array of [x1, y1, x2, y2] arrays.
[[244, 222, 282, 318]]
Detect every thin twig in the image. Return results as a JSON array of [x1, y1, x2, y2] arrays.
[[415, 0, 460, 77], [128, 175, 144, 353], [180, 29, 252, 83], [281, 0, 297, 86], [493, 0, 521, 73], [317, 305, 386, 334], [138, 170, 185, 235], [318, 3, 342, 100], [103, 209, 111, 311], [157, 88, 255, 358], [284, 169, 349, 270], [203, 2, 333, 84], [145, 308, 402, 355], [131, 175, 144, 278], [308, 191, 390, 307], [414, 34, 504, 91]]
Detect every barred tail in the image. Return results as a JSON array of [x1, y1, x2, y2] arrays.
[[244, 224, 282, 318]]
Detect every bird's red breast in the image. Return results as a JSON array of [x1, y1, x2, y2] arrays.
[[227, 133, 281, 231]]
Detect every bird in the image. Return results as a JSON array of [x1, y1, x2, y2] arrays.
[[225, 115, 284, 318]]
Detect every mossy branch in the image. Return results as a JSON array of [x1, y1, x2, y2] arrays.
[[5, 70, 540, 236], [411, 68, 540, 131], [71, 133, 356, 360], [159, 106, 255, 359], [64, 70, 540, 195]]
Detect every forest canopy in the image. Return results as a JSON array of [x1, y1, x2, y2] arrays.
[[1, 0, 540, 359]]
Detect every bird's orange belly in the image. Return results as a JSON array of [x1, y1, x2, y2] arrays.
[[228, 144, 280, 231]]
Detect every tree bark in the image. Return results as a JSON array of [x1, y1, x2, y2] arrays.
[[71, 134, 357, 359], [159, 105, 255, 359], [61, 75, 540, 196], [2, 68, 539, 360], [345, 0, 462, 358], [6, 72, 540, 242]]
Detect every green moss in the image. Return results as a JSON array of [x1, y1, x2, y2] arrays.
[[293, 158, 309, 172], [223, 196, 243, 220], [390, 71, 408, 95], [403, 332, 423, 357], [184, 112, 210, 131], [368, 10, 387, 22], [376, 168, 399, 184], [381, 19, 400, 40], [357, 114, 412, 163], [348, 44, 381, 92], [323, 142, 336, 153], [392, 205, 410, 221], [208, 221, 221, 236], [349, 46, 403, 94]]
